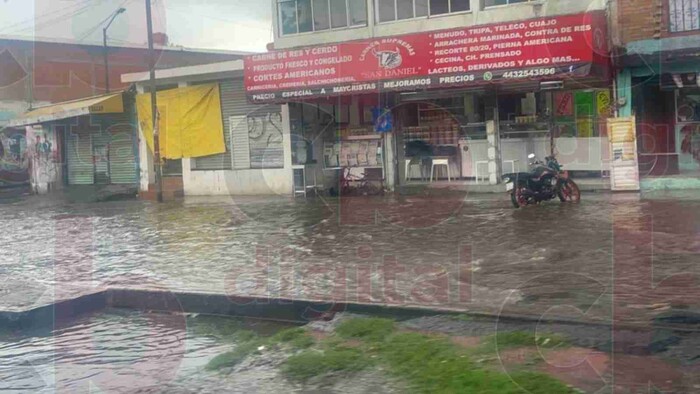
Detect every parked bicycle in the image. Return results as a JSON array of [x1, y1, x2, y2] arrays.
[[339, 168, 384, 196]]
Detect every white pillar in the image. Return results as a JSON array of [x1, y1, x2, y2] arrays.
[[486, 119, 502, 185], [136, 84, 154, 192], [281, 103, 295, 194], [384, 132, 396, 191]]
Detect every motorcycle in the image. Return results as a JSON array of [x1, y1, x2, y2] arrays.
[[502, 154, 581, 208]]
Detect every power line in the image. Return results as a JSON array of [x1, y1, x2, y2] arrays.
[[75, 0, 134, 43], [0, 0, 95, 33], [8, 0, 109, 35]]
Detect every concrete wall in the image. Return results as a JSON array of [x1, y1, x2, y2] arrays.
[[182, 167, 293, 196], [615, 0, 662, 45], [137, 97, 294, 196], [272, 0, 606, 49]]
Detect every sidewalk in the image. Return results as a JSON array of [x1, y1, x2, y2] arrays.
[[399, 177, 610, 194]]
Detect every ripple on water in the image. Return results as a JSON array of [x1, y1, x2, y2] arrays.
[[0, 310, 293, 392]]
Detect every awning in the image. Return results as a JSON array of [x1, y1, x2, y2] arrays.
[[7, 92, 125, 127]]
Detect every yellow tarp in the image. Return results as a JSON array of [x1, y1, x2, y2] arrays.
[[136, 84, 225, 159]]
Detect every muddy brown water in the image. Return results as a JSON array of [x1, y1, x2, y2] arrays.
[[2, 191, 699, 321], [1, 191, 700, 391]]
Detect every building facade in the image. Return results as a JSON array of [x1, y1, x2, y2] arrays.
[[122, 61, 293, 198], [247, 0, 613, 194], [614, 0, 700, 189], [0, 37, 245, 191]]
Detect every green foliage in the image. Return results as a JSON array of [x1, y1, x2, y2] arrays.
[[335, 318, 395, 342], [482, 331, 569, 350], [269, 327, 314, 349], [380, 332, 573, 393], [282, 346, 368, 382], [448, 314, 474, 322], [205, 317, 576, 393], [206, 327, 317, 371]]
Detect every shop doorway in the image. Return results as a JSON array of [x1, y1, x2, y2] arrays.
[[93, 143, 111, 184], [634, 79, 678, 177]]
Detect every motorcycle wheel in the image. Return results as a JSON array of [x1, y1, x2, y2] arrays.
[[558, 180, 581, 203], [510, 186, 529, 208]]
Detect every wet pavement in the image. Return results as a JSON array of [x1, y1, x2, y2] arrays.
[[2, 190, 700, 324]]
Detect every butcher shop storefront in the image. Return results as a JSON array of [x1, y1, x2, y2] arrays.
[[245, 11, 611, 193]]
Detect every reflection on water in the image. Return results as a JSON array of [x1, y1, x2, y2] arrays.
[[1, 193, 699, 319], [0, 309, 291, 392]]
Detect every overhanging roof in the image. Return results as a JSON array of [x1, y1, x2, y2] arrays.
[[7, 92, 125, 127], [121, 60, 245, 85]]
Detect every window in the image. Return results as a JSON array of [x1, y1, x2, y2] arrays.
[[484, 0, 530, 7], [669, 0, 700, 32], [313, 0, 330, 30], [278, 0, 367, 35], [376, 0, 469, 22]]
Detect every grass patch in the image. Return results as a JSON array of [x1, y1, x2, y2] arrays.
[[448, 314, 474, 322], [206, 327, 316, 371], [269, 327, 315, 349], [482, 331, 569, 350], [205, 317, 576, 392], [381, 332, 573, 393], [282, 346, 368, 382], [335, 318, 394, 342]]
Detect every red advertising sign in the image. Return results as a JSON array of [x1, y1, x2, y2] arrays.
[[245, 11, 608, 103]]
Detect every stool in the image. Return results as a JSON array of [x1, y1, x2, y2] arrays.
[[430, 158, 451, 182], [405, 158, 425, 181], [474, 160, 489, 183]]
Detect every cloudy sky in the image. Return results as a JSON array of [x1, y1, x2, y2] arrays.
[[0, 0, 273, 52]]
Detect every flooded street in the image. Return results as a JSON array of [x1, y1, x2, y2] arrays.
[[1, 191, 700, 322], [0, 309, 295, 392], [2, 191, 700, 392]]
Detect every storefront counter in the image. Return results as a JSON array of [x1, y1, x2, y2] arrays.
[[460, 137, 610, 179]]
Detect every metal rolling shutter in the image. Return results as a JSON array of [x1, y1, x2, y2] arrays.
[[108, 125, 137, 184], [193, 79, 282, 170], [66, 128, 94, 185], [98, 112, 138, 185], [92, 131, 111, 184], [231, 115, 250, 169]]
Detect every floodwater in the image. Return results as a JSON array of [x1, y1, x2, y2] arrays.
[[0, 309, 293, 393], [1, 190, 700, 392], [1, 190, 700, 322]]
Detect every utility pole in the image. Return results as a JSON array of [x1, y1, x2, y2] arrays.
[[102, 7, 126, 94], [145, 0, 163, 202]]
